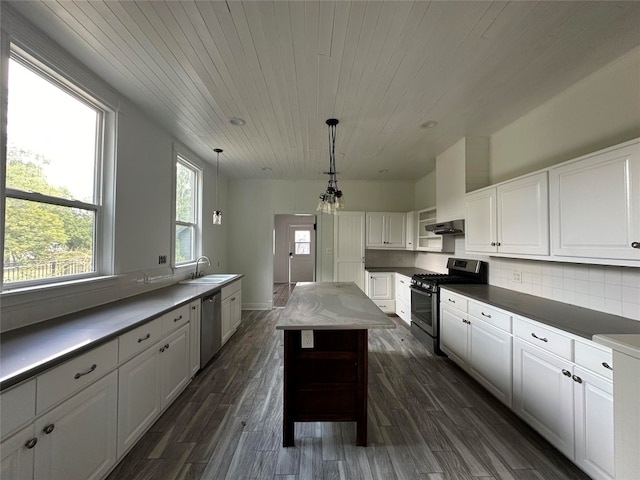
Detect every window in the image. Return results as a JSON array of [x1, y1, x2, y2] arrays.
[[175, 156, 200, 264], [294, 230, 311, 255], [3, 52, 105, 289]]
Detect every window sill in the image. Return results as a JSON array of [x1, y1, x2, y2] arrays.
[[1, 275, 118, 299]]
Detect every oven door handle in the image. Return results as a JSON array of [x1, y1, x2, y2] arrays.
[[410, 286, 433, 297]]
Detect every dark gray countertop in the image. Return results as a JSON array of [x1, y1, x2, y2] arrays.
[[0, 275, 243, 391], [365, 266, 438, 277], [442, 284, 640, 340]]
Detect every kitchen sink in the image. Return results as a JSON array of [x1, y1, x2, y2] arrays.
[[179, 274, 237, 285]]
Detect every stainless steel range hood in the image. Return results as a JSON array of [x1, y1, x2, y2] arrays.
[[425, 219, 465, 235]]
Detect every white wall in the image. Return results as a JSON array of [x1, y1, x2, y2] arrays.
[[414, 170, 436, 211]]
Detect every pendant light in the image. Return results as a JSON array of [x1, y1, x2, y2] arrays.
[[317, 118, 344, 214], [213, 148, 223, 225]]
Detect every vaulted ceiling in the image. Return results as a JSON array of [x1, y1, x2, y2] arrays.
[[7, 1, 640, 180]]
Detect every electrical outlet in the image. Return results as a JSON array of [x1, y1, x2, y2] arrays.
[[512, 271, 522, 283], [158, 255, 167, 264], [301, 330, 314, 348]]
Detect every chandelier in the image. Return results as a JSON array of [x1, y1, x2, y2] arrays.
[[317, 118, 344, 214], [213, 148, 223, 225]]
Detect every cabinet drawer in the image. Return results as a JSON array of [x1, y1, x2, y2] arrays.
[[119, 317, 163, 362], [440, 290, 468, 312], [574, 340, 613, 380], [513, 317, 572, 360], [468, 301, 512, 332], [161, 304, 190, 334], [373, 299, 395, 313], [37, 339, 118, 413], [0, 379, 36, 439], [222, 280, 241, 300]]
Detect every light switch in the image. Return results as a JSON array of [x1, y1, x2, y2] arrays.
[[301, 330, 314, 348]]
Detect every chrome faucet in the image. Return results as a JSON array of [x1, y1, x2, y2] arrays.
[[193, 255, 211, 279]]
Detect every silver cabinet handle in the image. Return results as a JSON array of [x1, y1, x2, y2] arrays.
[[137, 333, 151, 343], [74, 364, 97, 379], [631, 242, 640, 249], [531, 333, 548, 342], [602, 362, 613, 371], [25, 438, 38, 449], [43, 424, 55, 435], [481, 312, 492, 318], [174, 315, 183, 322], [572, 375, 583, 384], [562, 369, 571, 377]]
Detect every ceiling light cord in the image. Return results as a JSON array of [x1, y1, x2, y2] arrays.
[[317, 118, 344, 214]]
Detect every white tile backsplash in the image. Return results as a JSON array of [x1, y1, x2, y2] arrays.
[[487, 257, 640, 321]]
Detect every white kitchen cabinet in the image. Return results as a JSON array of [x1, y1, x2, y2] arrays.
[[440, 297, 513, 406], [334, 211, 366, 290], [0, 379, 35, 440], [415, 207, 454, 252], [189, 300, 201, 378], [466, 171, 549, 256], [34, 370, 118, 480], [366, 212, 406, 248], [550, 140, 640, 262], [159, 324, 191, 409], [221, 280, 242, 345], [573, 366, 614, 480], [0, 424, 36, 480], [117, 343, 161, 458], [394, 274, 411, 324], [405, 212, 415, 250], [365, 272, 395, 313], [513, 337, 575, 458]]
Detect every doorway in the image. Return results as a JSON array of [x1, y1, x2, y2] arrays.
[[273, 214, 316, 307]]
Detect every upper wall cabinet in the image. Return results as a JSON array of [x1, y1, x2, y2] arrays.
[[550, 140, 640, 262], [366, 213, 406, 249], [466, 172, 549, 256]]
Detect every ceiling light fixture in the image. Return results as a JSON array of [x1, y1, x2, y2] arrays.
[[213, 148, 223, 225], [420, 120, 438, 129], [317, 118, 344, 214], [229, 117, 246, 126]]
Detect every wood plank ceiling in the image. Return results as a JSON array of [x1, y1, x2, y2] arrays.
[[7, 1, 640, 181]]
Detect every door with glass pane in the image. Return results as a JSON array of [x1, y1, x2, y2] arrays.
[[288, 226, 315, 283]]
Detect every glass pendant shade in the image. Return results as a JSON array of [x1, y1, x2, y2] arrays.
[[212, 210, 222, 225], [317, 118, 344, 215]]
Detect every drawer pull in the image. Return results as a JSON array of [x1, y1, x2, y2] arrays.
[[531, 333, 548, 342], [192, 306, 196, 310], [231, 297, 237, 301], [631, 241, 640, 249], [572, 375, 583, 384], [74, 364, 97, 379], [137, 333, 151, 343], [602, 362, 613, 371], [24, 438, 38, 449], [481, 312, 492, 318], [42, 424, 55, 435], [562, 369, 571, 377], [448, 298, 456, 303], [174, 315, 183, 322]]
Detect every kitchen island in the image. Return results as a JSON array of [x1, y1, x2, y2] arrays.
[[276, 282, 395, 447]]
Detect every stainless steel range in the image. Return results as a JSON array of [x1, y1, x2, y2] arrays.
[[410, 258, 487, 355]]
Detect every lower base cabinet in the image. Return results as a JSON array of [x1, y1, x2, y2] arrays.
[[222, 281, 242, 345], [1, 424, 36, 480]]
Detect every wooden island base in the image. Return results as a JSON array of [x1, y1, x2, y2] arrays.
[[282, 329, 368, 447]]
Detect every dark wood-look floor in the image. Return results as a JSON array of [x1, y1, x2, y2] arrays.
[[273, 283, 295, 307], [107, 310, 590, 480]]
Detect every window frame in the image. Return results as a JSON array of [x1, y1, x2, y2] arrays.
[[2, 47, 107, 291], [174, 153, 202, 266]]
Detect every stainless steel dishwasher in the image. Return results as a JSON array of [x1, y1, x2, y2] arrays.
[[200, 292, 221, 368]]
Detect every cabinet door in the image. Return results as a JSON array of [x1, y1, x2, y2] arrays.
[[365, 213, 386, 247], [222, 296, 233, 345], [385, 213, 406, 248], [550, 142, 640, 260], [368, 273, 393, 300], [334, 212, 365, 290], [1, 424, 36, 480], [440, 306, 468, 366], [159, 325, 191, 409], [231, 291, 242, 331], [117, 345, 161, 458], [573, 366, 614, 480], [405, 211, 415, 250], [513, 338, 574, 458], [497, 172, 549, 255], [465, 188, 497, 253], [468, 319, 512, 406], [395, 274, 409, 303], [34, 371, 118, 480], [189, 300, 201, 377]]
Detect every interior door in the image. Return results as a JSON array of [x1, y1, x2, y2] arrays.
[[288, 225, 315, 283]]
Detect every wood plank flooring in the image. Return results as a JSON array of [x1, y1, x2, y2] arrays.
[[273, 283, 295, 307], [107, 310, 590, 480]]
